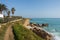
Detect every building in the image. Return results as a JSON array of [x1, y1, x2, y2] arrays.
[[0, 14, 4, 18]]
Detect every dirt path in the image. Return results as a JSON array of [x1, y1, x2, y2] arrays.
[[23, 19, 29, 27], [3, 19, 29, 40], [4, 25, 15, 40], [3, 19, 22, 40]]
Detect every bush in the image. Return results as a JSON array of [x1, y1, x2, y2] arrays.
[[0, 18, 3, 23]]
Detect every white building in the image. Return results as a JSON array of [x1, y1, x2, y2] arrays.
[[0, 14, 4, 18]]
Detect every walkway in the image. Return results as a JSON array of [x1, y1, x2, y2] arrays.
[[4, 25, 14, 40]]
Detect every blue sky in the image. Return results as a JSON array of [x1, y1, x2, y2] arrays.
[[1, 0, 60, 18]]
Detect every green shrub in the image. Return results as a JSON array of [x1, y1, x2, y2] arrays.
[[0, 18, 3, 23], [13, 24, 44, 40]]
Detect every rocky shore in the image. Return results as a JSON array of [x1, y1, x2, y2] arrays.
[[30, 23, 48, 27], [23, 19, 53, 40], [28, 23, 53, 40]]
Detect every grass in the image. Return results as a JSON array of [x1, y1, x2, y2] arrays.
[[0, 19, 3, 23], [0, 23, 11, 40], [12, 23, 44, 40], [0, 25, 8, 40]]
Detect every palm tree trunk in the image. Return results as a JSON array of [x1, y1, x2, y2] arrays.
[[0, 11, 2, 14], [12, 14, 14, 17]]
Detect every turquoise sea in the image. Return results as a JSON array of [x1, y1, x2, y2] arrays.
[[30, 18, 60, 40]]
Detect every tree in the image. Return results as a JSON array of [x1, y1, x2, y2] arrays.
[[0, 4, 2, 14], [11, 8, 15, 16], [7, 11, 10, 17], [0, 4, 8, 14]]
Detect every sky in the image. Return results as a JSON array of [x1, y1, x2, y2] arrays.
[[1, 0, 60, 18]]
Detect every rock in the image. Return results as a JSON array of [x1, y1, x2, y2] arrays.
[[31, 27, 52, 40], [42, 23, 48, 26]]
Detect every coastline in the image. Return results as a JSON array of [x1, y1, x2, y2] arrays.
[[23, 18, 53, 40]]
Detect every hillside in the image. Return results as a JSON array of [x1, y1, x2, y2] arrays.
[[12, 23, 44, 40], [0, 17, 44, 40]]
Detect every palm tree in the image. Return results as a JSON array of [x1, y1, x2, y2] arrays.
[[11, 8, 15, 16], [7, 11, 10, 17], [0, 4, 8, 21], [0, 3, 8, 14], [0, 4, 2, 14]]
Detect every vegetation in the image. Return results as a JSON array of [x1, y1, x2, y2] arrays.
[[0, 3, 44, 40], [0, 24, 9, 40], [0, 3, 16, 23], [12, 24, 44, 40], [0, 3, 16, 17], [11, 8, 15, 16], [0, 4, 8, 14], [7, 11, 10, 17], [0, 18, 3, 23]]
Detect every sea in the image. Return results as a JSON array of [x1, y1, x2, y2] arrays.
[[30, 18, 60, 40]]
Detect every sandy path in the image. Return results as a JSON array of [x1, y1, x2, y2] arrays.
[[3, 19, 22, 40], [23, 19, 29, 26], [4, 25, 14, 40]]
